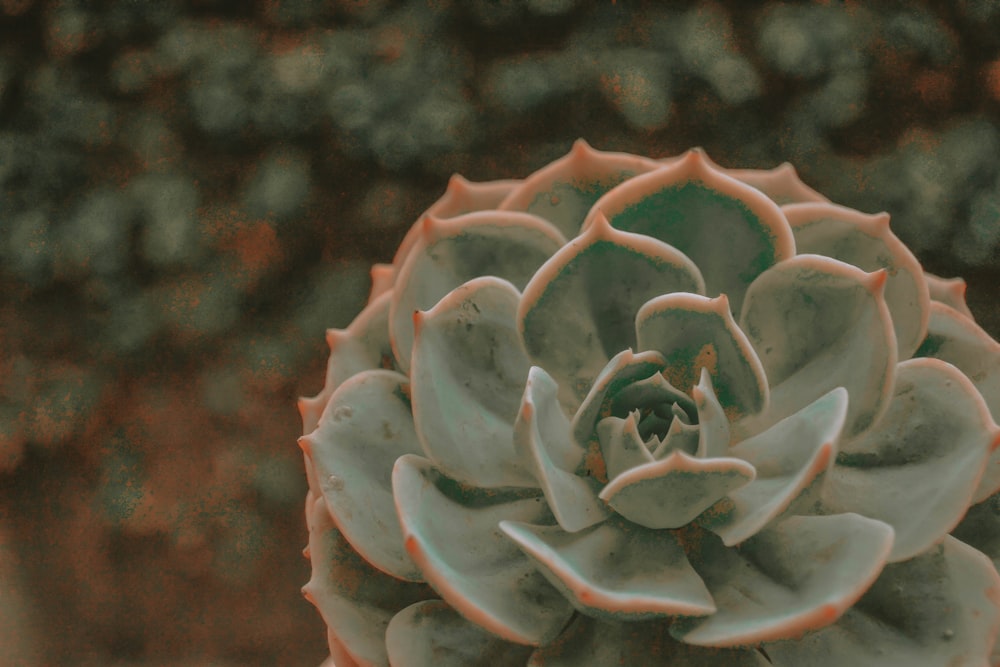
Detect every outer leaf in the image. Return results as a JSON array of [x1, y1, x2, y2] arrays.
[[303, 497, 435, 667], [410, 277, 535, 488], [821, 358, 999, 562], [924, 272, 974, 320], [917, 302, 1000, 418], [500, 515, 715, 620], [392, 455, 574, 646], [671, 514, 894, 647], [737, 254, 896, 440], [599, 451, 755, 529], [300, 369, 424, 581], [722, 162, 829, 205], [587, 148, 795, 314], [951, 491, 1000, 665], [636, 293, 768, 420], [386, 600, 532, 667], [498, 139, 662, 239], [514, 366, 611, 533], [762, 537, 1000, 667], [916, 302, 1000, 502], [391, 175, 522, 271], [783, 202, 930, 359], [519, 213, 705, 410], [527, 615, 771, 667], [391, 210, 565, 372], [702, 388, 846, 547], [299, 290, 396, 435]]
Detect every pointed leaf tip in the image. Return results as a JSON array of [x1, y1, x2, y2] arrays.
[[447, 173, 471, 195], [867, 268, 888, 292], [325, 328, 348, 349], [421, 213, 444, 241], [571, 137, 594, 157]]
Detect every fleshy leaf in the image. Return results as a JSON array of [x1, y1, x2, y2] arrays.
[[762, 537, 1000, 667], [303, 497, 434, 667], [498, 139, 662, 239], [596, 414, 655, 481], [702, 388, 846, 546], [693, 369, 731, 459], [386, 600, 532, 667], [391, 210, 565, 372], [571, 349, 670, 447], [737, 254, 896, 440], [500, 515, 714, 620], [410, 277, 535, 488], [924, 272, 974, 320], [587, 148, 795, 314], [300, 369, 424, 581], [514, 366, 612, 532], [722, 162, 829, 205], [916, 303, 1000, 506], [821, 358, 999, 562], [519, 213, 705, 410], [392, 175, 522, 272], [671, 514, 894, 647], [783, 202, 930, 359], [636, 292, 768, 420], [299, 290, 396, 435], [528, 615, 770, 667], [951, 491, 1000, 665], [392, 455, 574, 646], [599, 451, 755, 529], [916, 301, 1000, 422]]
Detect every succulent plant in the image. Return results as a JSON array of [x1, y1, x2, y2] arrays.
[[298, 141, 1000, 666]]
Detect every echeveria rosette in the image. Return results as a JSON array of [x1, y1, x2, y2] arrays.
[[298, 141, 1000, 666]]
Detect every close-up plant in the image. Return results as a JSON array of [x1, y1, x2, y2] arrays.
[[299, 142, 1000, 666], [3, 1, 1000, 665]]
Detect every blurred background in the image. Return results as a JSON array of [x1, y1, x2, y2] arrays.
[[1, 0, 999, 665]]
